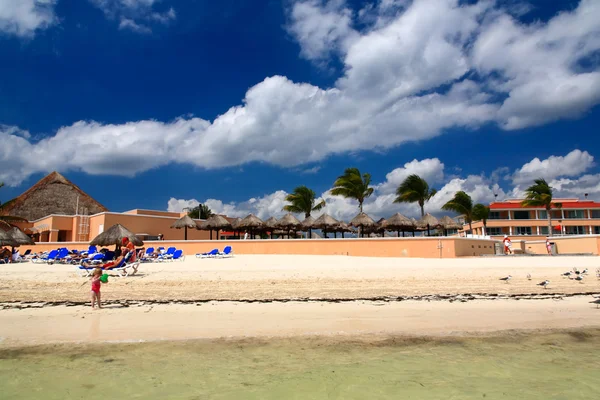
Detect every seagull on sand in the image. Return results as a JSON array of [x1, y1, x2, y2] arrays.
[[537, 280, 550, 289], [596, 268, 600, 278], [527, 273, 532, 281], [561, 271, 572, 277], [590, 298, 600, 308], [499, 275, 512, 283], [579, 268, 588, 276], [573, 275, 584, 283]]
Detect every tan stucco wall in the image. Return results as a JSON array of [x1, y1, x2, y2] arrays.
[[17, 237, 501, 258], [525, 236, 600, 255]]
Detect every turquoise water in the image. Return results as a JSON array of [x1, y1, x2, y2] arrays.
[[1, 331, 599, 399]]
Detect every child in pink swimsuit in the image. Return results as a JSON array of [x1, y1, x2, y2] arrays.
[[90, 268, 102, 309]]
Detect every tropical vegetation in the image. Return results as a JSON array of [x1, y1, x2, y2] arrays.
[[394, 174, 437, 217], [521, 178, 559, 234], [188, 204, 213, 220], [331, 168, 374, 212], [441, 191, 474, 232], [283, 186, 326, 218], [472, 203, 490, 236]]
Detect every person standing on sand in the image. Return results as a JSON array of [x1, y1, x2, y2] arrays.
[[244, 231, 248, 240], [503, 235, 513, 255], [90, 268, 103, 309], [546, 237, 552, 255]]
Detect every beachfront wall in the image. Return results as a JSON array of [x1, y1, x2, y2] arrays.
[[16, 237, 498, 258], [525, 236, 600, 255]]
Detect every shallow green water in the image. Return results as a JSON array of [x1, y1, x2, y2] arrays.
[[1, 331, 600, 399]]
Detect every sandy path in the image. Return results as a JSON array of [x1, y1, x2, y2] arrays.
[[1, 297, 599, 348], [1, 255, 599, 302]]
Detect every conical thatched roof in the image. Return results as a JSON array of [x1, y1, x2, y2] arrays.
[[230, 217, 243, 230], [300, 215, 315, 230], [337, 221, 353, 232], [170, 215, 197, 229], [263, 217, 279, 229], [6, 227, 35, 245], [90, 224, 143, 246], [0, 228, 18, 247], [376, 217, 388, 228], [386, 213, 414, 229], [237, 214, 264, 229], [202, 215, 232, 230], [0, 171, 107, 221], [312, 213, 339, 230], [349, 212, 376, 227], [438, 215, 462, 229], [277, 213, 301, 229], [417, 213, 440, 228]]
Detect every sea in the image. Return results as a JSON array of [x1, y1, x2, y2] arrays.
[[1, 330, 599, 399]]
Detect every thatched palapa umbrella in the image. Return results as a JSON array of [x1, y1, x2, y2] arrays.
[[386, 212, 414, 237], [312, 214, 339, 238], [230, 217, 242, 239], [300, 215, 315, 239], [238, 214, 263, 239], [372, 217, 388, 237], [417, 213, 440, 237], [0, 228, 18, 247], [170, 215, 196, 240], [277, 213, 301, 239], [90, 224, 143, 247], [350, 212, 376, 238], [201, 215, 232, 240], [7, 227, 35, 245], [263, 217, 279, 239], [336, 221, 353, 239], [438, 216, 461, 236]]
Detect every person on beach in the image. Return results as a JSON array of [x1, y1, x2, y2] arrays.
[[122, 237, 136, 262], [503, 235, 513, 255], [90, 268, 103, 309], [546, 237, 552, 255]]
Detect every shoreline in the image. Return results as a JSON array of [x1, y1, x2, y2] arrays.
[[1, 296, 599, 349]]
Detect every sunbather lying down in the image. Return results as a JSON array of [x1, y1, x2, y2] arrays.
[[81, 251, 130, 270]]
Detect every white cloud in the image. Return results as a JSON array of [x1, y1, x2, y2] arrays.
[[166, 198, 199, 213], [2, 0, 600, 185], [89, 0, 176, 33], [0, 0, 57, 37], [511, 150, 595, 185]]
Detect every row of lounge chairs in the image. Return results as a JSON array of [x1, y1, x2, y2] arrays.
[[76, 250, 140, 278], [195, 246, 234, 258], [139, 246, 185, 262]]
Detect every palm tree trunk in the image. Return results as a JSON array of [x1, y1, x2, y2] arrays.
[[209, 230, 212, 240], [482, 221, 487, 236], [547, 209, 553, 236], [469, 221, 472, 235], [420, 203, 425, 217], [184, 226, 188, 240]]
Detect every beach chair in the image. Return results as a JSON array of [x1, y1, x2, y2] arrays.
[[32, 249, 59, 263], [53, 248, 70, 264], [217, 246, 234, 258], [197, 248, 219, 258], [170, 249, 184, 261]]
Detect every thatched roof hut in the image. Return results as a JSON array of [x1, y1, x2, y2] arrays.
[[438, 216, 461, 230], [336, 221, 353, 238], [300, 215, 315, 230], [0, 171, 107, 221], [6, 227, 35, 245], [277, 213, 301, 230], [90, 224, 143, 247], [230, 217, 242, 230], [263, 217, 279, 239], [0, 228, 17, 247], [170, 214, 197, 240], [417, 213, 440, 236], [312, 214, 339, 230], [385, 212, 415, 236], [350, 212, 376, 228], [199, 215, 232, 240], [238, 214, 263, 229]]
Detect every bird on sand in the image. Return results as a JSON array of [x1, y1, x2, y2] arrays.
[[573, 275, 584, 283], [527, 273, 532, 281], [499, 275, 512, 283], [561, 271, 572, 278], [537, 280, 550, 289], [590, 298, 600, 309]]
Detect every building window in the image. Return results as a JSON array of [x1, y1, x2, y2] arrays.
[[515, 226, 532, 235], [591, 210, 600, 218], [565, 210, 584, 219], [594, 226, 600, 234], [487, 227, 502, 235], [540, 226, 549, 235], [565, 226, 586, 235], [489, 211, 501, 220], [538, 210, 547, 219], [513, 211, 530, 220]]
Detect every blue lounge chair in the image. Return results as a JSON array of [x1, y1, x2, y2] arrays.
[[32, 249, 59, 263], [196, 248, 218, 258], [217, 246, 234, 258]]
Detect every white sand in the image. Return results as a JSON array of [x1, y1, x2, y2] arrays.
[[1, 297, 599, 348], [1, 254, 599, 302]]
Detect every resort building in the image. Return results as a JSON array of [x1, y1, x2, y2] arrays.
[[464, 198, 600, 239], [1, 171, 220, 242]]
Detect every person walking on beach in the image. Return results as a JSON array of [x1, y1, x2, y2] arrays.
[[503, 235, 513, 255], [546, 237, 552, 255], [90, 268, 103, 309]]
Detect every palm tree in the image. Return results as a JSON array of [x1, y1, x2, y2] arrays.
[[188, 204, 213, 220], [331, 168, 374, 212], [394, 174, 437, 217], [442, 191, 474, 233], [472, 203, 490, 236], [283, 186, 325, 218], [521, 178, 556, 235], [0, 182, 26, 225]]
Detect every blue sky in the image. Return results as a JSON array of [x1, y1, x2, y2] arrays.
[[1, 0, 599, 221]]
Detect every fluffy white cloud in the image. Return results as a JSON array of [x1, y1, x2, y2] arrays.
[[511, 150, 595, 185], [89, 0, 176, 33], [0, 0, 56, 37], [2, 0, 600, 185]]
